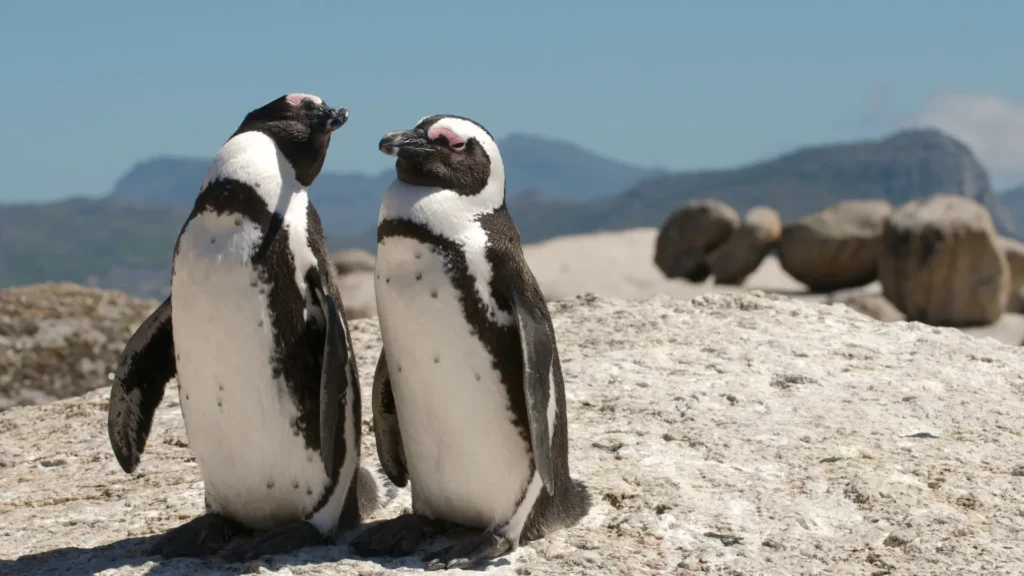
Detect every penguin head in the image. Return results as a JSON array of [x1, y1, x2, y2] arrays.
[[232, 93, 349, 187], [379, 115, 505, 200]]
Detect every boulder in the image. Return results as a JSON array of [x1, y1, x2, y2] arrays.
[[329, 249, 376, 276], [0, 283, 160, 411], [879, 194, 1010, 326], [654, 199, 740, 282], [707, 206, 782, 285], [1000, 236, 1024, 313], [778, 199, 892, 292]]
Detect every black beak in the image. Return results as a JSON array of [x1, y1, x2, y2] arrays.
[[379, 129, 434, 159], [325, 107, 349, 132]]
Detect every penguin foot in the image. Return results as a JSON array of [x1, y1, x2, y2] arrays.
[[148, 513, 247, 558], [349, 513, 444, 558], [220, 521, 326, 563], [424, 531, 513, 571]]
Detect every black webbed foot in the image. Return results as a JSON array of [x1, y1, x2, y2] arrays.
[[424, 531, 513, 571], [220, 520, 326, 563], [349, 513, 445, 558], [149, 513, 248, 558]]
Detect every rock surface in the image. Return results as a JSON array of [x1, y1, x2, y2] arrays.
[[654, 199, 740, 281], [0, 283, 159, 410], [707, 206, 783, 285], [3, 293, 1024, 575], [880, 194, 1010, 326], [778, 199, 893, 292]]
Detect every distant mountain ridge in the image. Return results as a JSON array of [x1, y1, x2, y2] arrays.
[[0, 128, 1016, 298], [338, 128, 1018, 252], [1000, 183, 1024, 234]]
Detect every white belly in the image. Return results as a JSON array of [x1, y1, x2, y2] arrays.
[[171, 212, 330, 530], [375, 236, 533, 529]]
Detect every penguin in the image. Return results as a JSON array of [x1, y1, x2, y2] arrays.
[[106, 93, 378, 562], [349, 115, 590, 570]]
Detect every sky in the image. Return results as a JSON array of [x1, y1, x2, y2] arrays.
[[1, 0, 1024, 203]]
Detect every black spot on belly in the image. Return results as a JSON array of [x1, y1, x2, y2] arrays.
[[267, 480, 275, 490], [210, 237, 216, 245], [257, 320, 264, 328], [415, 273, 422, 281], [250, 279, 258, 288], [430, 290, 438, 299], [397, 364, 402, 373], [258, 287, 266, 295], [293, 480, 300, 490], [234, 217, 242, 226], [474, 372, 481, 382], [414, 251, 422, 259], [306, 487, 313, 496], [217, 398, 223, 410], [185, 394, 190, 401], [433, 355, 440, 364], [386, 277, 391, 284]]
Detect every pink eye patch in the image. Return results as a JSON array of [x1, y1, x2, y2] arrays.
[[285, 93, 323, 106], [427, 126, 465, 148]]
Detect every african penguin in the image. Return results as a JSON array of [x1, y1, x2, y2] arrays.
[[107, 93, 378, 562], [349, 115, 590, 570]]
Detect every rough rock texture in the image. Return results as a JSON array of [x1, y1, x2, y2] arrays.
[[654, 199, 740, 281], [1000, 236, 1024, 314], [778, 199, 893, 292], [880, 195, 1010, 327], [330, 249, 376, 277], [3, 292, 1024, 575], [707, 206, 783, 285], [0, 283, 159, 411]]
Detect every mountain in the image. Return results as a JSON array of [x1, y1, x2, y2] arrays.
[[0, 128, 1012, 297], [999, 184, 1024, 234], [0, 134, 660, 296], [107, 133, 663, 242], [489, 128, 1016, 245], [0, 197, 188, 295]]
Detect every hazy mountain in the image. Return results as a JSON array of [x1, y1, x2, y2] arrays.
[[0, 128, 1012, 297], [0, 134, 660, 296], [492, 128, 1016, 245], [107, 133, 663, 237], [999, 184, 1024, 235]]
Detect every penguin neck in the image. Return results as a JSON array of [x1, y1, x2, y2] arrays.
[[379, 178, 506, 241], [203, 130, 309, 218]]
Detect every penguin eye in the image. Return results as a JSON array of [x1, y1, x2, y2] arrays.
[[451, 140, 466, 151]]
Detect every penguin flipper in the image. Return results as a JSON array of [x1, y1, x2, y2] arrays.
[[372, 349, 409, 487], [107, 296, 176, 474], [311, 277, 350, 479], [504, 278, 557, 496]]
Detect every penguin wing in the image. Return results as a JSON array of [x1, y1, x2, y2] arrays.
[[310, 275, 353, 479], [372, 348, 408, 487], [497, 259, 557, 496], [107, 296, 176, 474]]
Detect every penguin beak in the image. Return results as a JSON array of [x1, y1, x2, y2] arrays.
[[325, 107, 349, 132], [379, 129, 434, 159], [326, 108, 349, 132]]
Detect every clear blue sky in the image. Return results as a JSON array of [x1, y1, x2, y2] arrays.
[[2, 0, 1023, 203]]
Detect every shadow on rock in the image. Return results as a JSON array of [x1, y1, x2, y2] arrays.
[[0, 529, 495, 576]]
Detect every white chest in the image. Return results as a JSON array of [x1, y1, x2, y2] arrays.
[[171, 211, 330, 531], [374, 235, 533, 529]]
